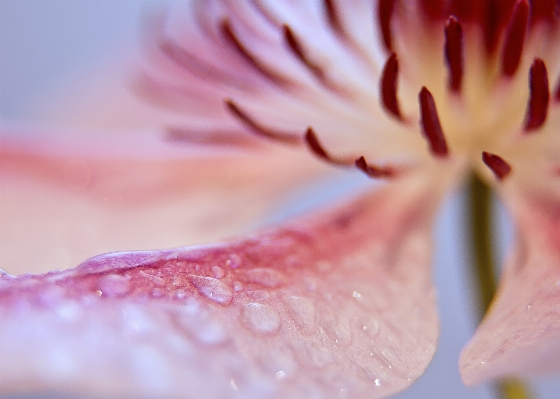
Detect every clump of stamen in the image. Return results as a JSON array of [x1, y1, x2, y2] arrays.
[[482, 152, 512, 180], [419, 87, 449, 157], [524, 58, 550, 131]]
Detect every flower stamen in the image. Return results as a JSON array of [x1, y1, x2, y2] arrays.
[[283, 25, 328, 87], [501, 0, 529, 77], [225, 99, 301, 144], [524, 58, 550, 132], [304, 127, 353, 166], [377, 0, 396, 52], [380, 52, 404, 121], [482, 151, 512, 180], [444, 16, 464, 93], [355, 156, 395, 179], [220, 19, 290, 87], [419, 87, 449, 157]]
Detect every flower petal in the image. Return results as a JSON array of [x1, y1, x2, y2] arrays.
[[0, 125, 327, 275], [1, 176, 444, 399], [460, 176, 560, 385]]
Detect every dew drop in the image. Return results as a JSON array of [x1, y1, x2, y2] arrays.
[[375, 378, 381, 387], [352, 291, 363, 301], [226, 254, 242, 269], [174, 289, 187, 299], [275, 371, 286, 381], [233, 281, 244, 292], [188, 275, 233, 305], [242, 303, 281, 334], [239, 268, 288, 287], [284, 296, 315, 334], [98, 274, 130, 297], [211, 265, 225, 279], [174, 302, 227, 346]]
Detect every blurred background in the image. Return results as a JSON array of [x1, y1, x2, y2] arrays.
[[1, 1, 559, 398]]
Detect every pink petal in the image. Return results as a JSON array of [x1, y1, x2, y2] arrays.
[[460, 186, 560, 385], [0, 181, 441, 399], [0, 126, 327, 275]]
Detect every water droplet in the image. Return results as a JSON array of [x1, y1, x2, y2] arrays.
[[375, 378, 381, 387], [340, 388, 348, 397], [233, 281, 244, 292], [284, 296, 315, 334], [275, 371, 286, 381], [244, 290, 270, 301], [239, 268, 288, 287], [174, 301, 227, 346], [211, 265, 225, 279], [55, 301, 82, 323], [174, 289, 187, 299], [188, 275, 233, 305], [226, 254, 242, 269], [230, 378, 239, 391], [242, 303, 280, 334], [98, 274, 130, 297], [352, 291, 363, 301]]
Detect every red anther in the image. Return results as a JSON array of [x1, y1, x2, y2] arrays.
[[445, 16, 464, 93], [501, 0, 529, 77], [324, 0, 344, 36], [355, 156, 394, 178], [225, 99, 301, 145], [304, 128, 352, 166], [283, 25, 326, 82], [380, 53, 403, 120], [482, 151, 512, 180], [378, 0, 396, 51], [524, 58, 550, 131], [419, 87, 449, 157], [221, 19, 289, 86]]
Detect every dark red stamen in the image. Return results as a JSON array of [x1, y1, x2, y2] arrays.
[[225, 99, 301, 145], [355, 156, 394, 178], [501, 0, 529, 77], [482, 151, 512, 180], [380, 53, 403, 120], [283, 25, 326, 83], [378, 0, 396, 51], [221, 19, 289, 86], [524, 58, 550, 131], [324, 0, 344, 36], [304, 128, 352, 166], [419, 87, 449, 157], [444, 16, 464, 93]]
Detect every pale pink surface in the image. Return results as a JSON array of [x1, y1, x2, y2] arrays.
[[1, 176, 443, 398], [460, 182, 560, 385], [0, 126, 328, 275]]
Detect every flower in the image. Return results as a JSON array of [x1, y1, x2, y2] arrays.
[[1, 0, 560, 398]]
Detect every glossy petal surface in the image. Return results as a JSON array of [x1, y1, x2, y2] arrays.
[[1, 176, 444, 399]]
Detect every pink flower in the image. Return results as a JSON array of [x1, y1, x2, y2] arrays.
[[1, 1, 560, 398]]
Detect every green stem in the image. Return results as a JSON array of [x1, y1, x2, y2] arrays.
[[467, 174, 533, 399]]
